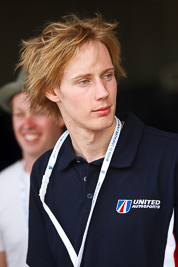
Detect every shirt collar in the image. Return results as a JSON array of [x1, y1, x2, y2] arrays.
[[57, 112, 144, 170], [111, 112, 144, 168], [57, 137, 104, 171], [57, 137, 77, 170]]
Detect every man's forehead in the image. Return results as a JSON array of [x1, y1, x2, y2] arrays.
[[62, 41, 113, 77]]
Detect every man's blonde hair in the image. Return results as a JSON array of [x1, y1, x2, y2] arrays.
[[18, 14, 126, 122]]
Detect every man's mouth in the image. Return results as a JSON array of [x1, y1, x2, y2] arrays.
[[25, 134, 40, 141], [93, 106, 111, 116]]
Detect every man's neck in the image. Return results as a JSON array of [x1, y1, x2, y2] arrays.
[[22, 154, 37, 174], [69, 120, 117, 163]]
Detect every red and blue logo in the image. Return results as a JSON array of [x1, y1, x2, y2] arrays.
[[116, 200, 132, 214]]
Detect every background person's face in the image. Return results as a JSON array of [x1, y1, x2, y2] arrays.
[[12, 92, 64, 159]]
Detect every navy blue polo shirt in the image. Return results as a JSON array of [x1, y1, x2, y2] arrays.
[[27, 112, 178, 267]]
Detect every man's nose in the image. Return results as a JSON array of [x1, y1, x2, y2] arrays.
[[95, 79, 110, 100], [24, 115, 36, 128]]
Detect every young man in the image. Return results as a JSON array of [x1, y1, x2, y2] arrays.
[[0, 68, 65, 267], [18, 14, 178, 266]]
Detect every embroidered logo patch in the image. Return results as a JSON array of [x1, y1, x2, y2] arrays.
[[116, 199, 161, 214], [116, 200, 132, 214]]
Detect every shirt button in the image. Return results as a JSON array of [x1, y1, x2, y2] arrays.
[[87, 193, 93, 199], [84, 176, 87, 182], [76, 160, 80, 163]]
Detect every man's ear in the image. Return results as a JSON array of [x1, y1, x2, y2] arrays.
[[45, 88, 60, 103]]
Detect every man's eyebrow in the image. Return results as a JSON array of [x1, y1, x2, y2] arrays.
[[100, 67, 115, 76], [71, 67, 115, 81]]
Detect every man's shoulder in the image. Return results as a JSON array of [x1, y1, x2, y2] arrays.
[[142, 124, 178, 153], [121, 111, 178, 144], [33, 149, 53, 173], [32, 136, 72, 174], [118, 112, 178, 162], [144, 124, 178, 140]]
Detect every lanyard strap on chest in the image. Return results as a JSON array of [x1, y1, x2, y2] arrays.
[[39, 117, 121, 267]]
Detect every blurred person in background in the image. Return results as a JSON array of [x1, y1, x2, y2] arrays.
[[0, 68, 65, 267]]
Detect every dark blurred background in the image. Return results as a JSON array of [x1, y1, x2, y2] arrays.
[[1, 0, 178, 170]]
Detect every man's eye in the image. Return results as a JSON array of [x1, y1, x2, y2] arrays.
[[79, 80, 89, 85], [13, 112, 24, 117], [104, 73, 112, 79]]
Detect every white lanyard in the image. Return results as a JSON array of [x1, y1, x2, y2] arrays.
[[39, 117, 121, 267]]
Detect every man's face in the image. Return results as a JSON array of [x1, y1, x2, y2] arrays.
[[12, 92, 64, 159], [55, 41, 117, 133]]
